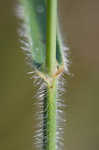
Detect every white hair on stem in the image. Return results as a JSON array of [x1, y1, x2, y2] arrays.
[[16, 2, 70, 150]]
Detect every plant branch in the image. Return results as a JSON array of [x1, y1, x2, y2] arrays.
[[46, 0, 57, 75]]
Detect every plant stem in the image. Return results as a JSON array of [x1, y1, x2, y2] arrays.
[[44, 0, 57, 150], [43, 79, 57, 150], [46, 0, 57, 75], [47, 80, 57, 150]]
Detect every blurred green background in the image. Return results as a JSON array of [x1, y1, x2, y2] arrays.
[[0, 0, 99, 150]]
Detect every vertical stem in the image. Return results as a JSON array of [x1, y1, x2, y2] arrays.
[[43, 80, 57, 150], [44, 1, 57, 150], [47, 80, 57, 150], [46, 0, 57, 75]]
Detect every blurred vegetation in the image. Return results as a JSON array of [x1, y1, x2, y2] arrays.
[[0, 0, 99, 150]]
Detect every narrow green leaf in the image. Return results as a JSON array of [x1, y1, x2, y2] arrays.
[[19, 0, 64, 72]]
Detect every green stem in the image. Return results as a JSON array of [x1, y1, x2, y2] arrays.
[[46, 0, 57, 75], [44, 0, 57, 150], [47, 80, 57, 150], [43, 80, 57, 150]]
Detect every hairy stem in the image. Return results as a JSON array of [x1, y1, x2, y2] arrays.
[[44, 0, 57, 150]]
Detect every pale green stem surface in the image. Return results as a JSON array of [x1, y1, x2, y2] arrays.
[[46, 0, 57, 75], [45, 0, 57, 150], [48, 80, 57, 150]]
